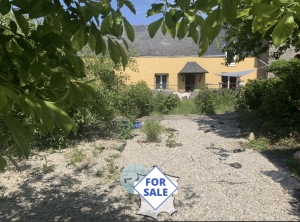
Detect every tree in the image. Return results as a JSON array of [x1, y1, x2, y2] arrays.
[[2, 0, 300, 170], [0, 0, 136, 170], [146, 0, 300, 60]]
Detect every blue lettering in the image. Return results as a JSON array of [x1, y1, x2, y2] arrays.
[[144, 188, 149, 196], [146, 178, 151, 186], [150, 188, 156, 196], [160, 178, 166, 186], [152, 178, 158, 186], [163, 188, 168, 196], [157, 188, 162, 196]]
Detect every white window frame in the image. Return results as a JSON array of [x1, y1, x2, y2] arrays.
[[155, 74, 168, 89]]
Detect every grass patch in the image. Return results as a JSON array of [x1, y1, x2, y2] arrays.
[[104, 154, 120, 162], [67, 147, 86, 166], [168, 100, 199, 115], [142, 119, 164, 141], [245, 137, 269, 151]]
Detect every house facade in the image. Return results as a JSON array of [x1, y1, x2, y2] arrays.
[[123, 26, 262, 91]]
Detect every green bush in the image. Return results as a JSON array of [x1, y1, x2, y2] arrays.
[[153, 93, 180, 114], [194, 88, 217, 114], [142, 120, 164, 141], [120, 81, 154, 118]]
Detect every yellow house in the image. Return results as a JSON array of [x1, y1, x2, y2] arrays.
[[123, 26, 265, 92]]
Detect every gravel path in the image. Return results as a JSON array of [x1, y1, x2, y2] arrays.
[[0, 113, 299, 221]]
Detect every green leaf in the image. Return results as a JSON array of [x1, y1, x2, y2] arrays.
[[13, 10, 29, 36], [124, 0, 136, 14], [72, 26, 88, 52], [0, 0, 11, 15], [195, 14, 204, 27], [272, 14, 296, 48], [108, 38, 120, 64], [0, 156, 7, 171], [0, 89, 7, 112], [222, 0, 239, 24], [178, 0, 190, 12], [165, 11, 176, 29], [3, 116, 31, 158], [252, 3, 279, 17], [177, 18, 188, 40], [198, 35, 209, 56], [184, 10, 195, 23], [148, 18, 163, 38], [9, 21, 17, 33], [187, 20, 199, 44], [123, 17, 135, 42], [237, 8, 250, 18], [45, 101, 76, 135], [7, 155, 18, 170], [0, 85, 19, 102], [95, 34, 106, 56], [69, 83, 85, 107], [88, 32, 97, 52], [121, 37, 129, 50], [30, 60, 41, 82], [146, 3, 164, 17], [201, 8, 223, 40], [10, 39, 23, 54], [116, 41, 128, 69], [161, 21, 167, 35]]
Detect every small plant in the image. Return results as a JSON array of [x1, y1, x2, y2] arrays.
[[67, 147, 86, 166], [105, 154, 120, 162], [246, 137, 269, 150], [95, 168, 105, 177], [142, 120, 164, 141], [42, 157, 54, 174], [117, 120, 134, 140], [166, 129, 177, 148], [92, 146, 105, 157], [210, 142, 215, 146], [106, 162, 120, 181], [47, 148, 56, 154]]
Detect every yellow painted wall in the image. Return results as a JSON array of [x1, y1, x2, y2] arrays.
[[124, 56, 259, 91]]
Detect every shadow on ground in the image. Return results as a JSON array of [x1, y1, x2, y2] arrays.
[[0, 171, 153, 221], [194, 111, 251, 139], [259, 150, 300, 218]]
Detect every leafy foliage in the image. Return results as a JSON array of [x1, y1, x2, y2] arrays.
[[0, 0, 137, 170], [142, 120, 164, 141], [237, 58, 300, 138], [146, 0, 300, 63], [153, 92, 180, 114], [119, 81, 154, 119]]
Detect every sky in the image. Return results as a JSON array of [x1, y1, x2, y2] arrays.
[[111, 0, 165, 25]]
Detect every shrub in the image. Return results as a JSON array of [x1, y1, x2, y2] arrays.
[[119, 81, 154, 118], [153, 93, 180, 114], [194, 88, 217, 114], [142, 120, 164, 141]]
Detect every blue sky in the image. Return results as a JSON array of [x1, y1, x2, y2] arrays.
[[111, 0, 164, 25]]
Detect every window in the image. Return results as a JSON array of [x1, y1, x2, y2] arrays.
[[155, 74, 168, 89], [221, 76, 237, 89], [225, 51, 236, 67]]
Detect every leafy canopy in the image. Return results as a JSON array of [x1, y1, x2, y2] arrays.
[[0, 0, 136, 170]]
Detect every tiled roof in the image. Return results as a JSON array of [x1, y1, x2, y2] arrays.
[[179, 62, 208, 73]]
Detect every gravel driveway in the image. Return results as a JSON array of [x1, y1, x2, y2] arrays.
[[0, 113, 299, 221]]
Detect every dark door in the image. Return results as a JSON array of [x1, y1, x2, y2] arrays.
[[185, 74, 195, 91]]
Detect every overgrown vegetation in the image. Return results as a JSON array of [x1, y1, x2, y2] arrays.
[[142, 120, 164, 141]]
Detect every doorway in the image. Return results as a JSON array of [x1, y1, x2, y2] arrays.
[[185, 74, 196, 91]]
